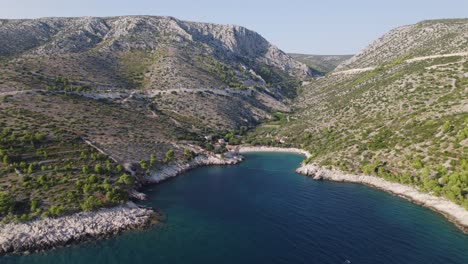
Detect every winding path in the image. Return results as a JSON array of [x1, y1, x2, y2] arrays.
[[332, 51, 468, 76]]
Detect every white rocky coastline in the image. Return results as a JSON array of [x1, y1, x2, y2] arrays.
[[237, 146, 311, 158], [145, 152, 244, 183], [0, 203, 156, 255], [296, 163, 468, 233]]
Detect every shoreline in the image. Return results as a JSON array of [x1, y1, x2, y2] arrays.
[[237, 145, 468, 233], [296, 163, 468, 234], [237, 146, 312, 158], [3, 146, 467, 255], [0, 202, 157, 255], [144, 152, 244, 184], [0, 152, 243, 256]]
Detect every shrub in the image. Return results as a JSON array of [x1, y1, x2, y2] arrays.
[[80, 196, 103, 211], [163, 149, 174, 163], [0, 193, 15, 216], [442, 121, 453, 133], [117, 173, 134, 186]]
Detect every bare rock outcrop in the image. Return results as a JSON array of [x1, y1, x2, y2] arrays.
[[145, 153, 243, 183]]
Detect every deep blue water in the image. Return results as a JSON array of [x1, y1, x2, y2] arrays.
[[3, 152, 468, 264]]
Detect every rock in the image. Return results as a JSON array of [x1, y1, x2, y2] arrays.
[[129, 190, 148, 201], [0, 204, 156, 255], [296, 163, 468, 233], [145, 152, 243, 183]]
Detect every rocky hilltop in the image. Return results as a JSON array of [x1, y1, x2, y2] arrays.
[[0, 16, 310, 90], [336, 19, 468, 70]]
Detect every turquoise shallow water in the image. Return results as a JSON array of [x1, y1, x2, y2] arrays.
[[3, 152, 468, 264]]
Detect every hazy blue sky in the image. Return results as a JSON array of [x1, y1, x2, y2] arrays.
[[1, 0, 467, 54]]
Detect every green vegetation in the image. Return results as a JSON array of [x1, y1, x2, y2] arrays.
[[246, 52, 468, 209], [255, 64, 301, 97], [163, 149, 174, 163], [195, 56, 246, 89], [46, 76, 89, 92], [0, 112, 133, 223]]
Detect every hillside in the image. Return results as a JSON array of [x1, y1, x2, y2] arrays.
[[288, 53, 352, 74], [0, 16, 311, 223], [247, 19, 468, 209]]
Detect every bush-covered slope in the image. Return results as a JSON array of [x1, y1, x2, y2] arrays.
[[0, 16, 311, 222], [246, 19, 468, 209]]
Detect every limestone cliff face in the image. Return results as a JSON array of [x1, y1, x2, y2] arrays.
[[0, 16, 310, 79]]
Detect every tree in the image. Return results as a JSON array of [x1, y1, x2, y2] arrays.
[[80, 196, 103, 211], [117, 173, 134, 186], [86, 174, 98, 184], [94, 164, 102, 174], [0, 193, 15, 216], [139, 160, 147, 169], [442, 121, 453, 133], [183, 149, 194, 159], [30, 199, 38, 212], [105, 160, 112, 172], [2, 155, 9, 165], [82, 166, 90, 174], [149, 154, 156, 166], [106, 188, 128, 203], [27, 164, 34, 174], [19, 161, 27, 169], [163, 149, 174, 163], [34, 132, 46, 141]]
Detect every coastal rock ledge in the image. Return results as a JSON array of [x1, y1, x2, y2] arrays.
[[296, 164, 468, 233], [0, 203, 156, 255], [145, 152, 243, 183]]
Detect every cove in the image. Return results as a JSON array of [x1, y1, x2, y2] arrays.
[[3, 152, 468, 264]]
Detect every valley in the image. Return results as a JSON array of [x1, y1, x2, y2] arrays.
[[0, 16, 467, 256]]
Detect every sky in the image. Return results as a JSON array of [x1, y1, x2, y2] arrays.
[[0, 0, 467, 54]]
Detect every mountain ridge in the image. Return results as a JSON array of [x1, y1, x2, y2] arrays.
[[0, 15, 313, 224]]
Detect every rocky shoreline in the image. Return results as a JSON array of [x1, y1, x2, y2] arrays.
[[0, 152, 243, 256], [0, 202, 157, 255], [296, 164, 468, 233], [237, 146, 311, 158], [145, 152, 244, 184], [2, 147, 467, 255], [236, 146, 468, 233]]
